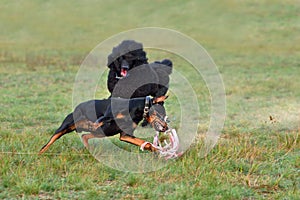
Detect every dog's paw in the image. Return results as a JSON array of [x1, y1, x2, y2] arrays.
[[140, 142, 158, 152]]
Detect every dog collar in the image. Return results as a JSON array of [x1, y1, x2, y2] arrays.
[[143, 96, 151, 118]]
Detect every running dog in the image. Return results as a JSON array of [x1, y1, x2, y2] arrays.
[[39, 96, 168, 154]]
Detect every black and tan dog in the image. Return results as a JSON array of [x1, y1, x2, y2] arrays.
[[39, 96, 168, 154]]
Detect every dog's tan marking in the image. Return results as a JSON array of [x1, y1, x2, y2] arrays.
[[75, 120, 103, 132], [115, 113, 125, 119], [153, 95, 168, 104], [94, 121, 103, 129]]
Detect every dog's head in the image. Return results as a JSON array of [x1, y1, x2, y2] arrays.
[[144, 96, 169, 132], [107, 40, 148, 79]]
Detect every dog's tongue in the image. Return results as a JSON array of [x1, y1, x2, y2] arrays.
[[121, 68, 128, 77]]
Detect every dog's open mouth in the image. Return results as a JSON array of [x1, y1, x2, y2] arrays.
[[120, 59, 129, 78], [121, 68, 128, 77]]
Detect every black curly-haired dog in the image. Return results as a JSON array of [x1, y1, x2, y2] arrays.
[[106, 40, 173, 99]]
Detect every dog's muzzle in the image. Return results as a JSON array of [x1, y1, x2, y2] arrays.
[[151, 116, 168, 132]]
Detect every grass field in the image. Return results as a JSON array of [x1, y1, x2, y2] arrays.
[[1, 0, 299, 199]]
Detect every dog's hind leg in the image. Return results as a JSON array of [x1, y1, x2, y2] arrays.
[[39, 124, 76, 155], [78, 120, 106, 148], [81, 133, 106, 148], [39, 118, 104, 154]]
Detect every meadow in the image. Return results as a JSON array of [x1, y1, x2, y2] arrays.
[[0, 0, 299, 199]]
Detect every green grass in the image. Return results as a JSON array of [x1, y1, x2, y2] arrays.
[[1, 0, 299, 199]]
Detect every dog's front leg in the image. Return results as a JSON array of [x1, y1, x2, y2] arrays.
[[81, 133, 94, 147], [119, 133, 157, 152]]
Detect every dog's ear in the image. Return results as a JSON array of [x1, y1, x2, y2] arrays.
[[161, 59, 173, 75], [153, 96, 168, 104], [107, 63, 113, 69], [107, 54, 115, 69]]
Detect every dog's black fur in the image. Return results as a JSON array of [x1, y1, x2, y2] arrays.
[[107, 40, 173, 99], [39, 96, 168, 154]]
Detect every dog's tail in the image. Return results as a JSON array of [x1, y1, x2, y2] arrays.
[[39, 113, 76, 155]]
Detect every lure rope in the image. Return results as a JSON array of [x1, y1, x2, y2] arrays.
[[153, 128, 182, 159], [140, 128, 182, 159]]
